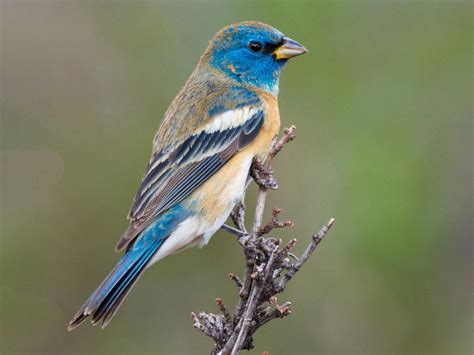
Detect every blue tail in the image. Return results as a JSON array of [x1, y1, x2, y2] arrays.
[[68, 204, 191, 330], [68, 235, 165, 330]]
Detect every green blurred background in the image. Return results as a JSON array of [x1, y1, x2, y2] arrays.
[[1, 1, 472, 354]]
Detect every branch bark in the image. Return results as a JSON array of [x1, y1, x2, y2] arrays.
[[191, 126, 335, 354]]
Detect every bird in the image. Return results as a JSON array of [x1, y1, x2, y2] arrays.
[[68, 21, 307, 330]]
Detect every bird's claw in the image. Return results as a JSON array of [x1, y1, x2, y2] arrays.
[[258, 174, 279, 190], [250, 158, 279, 190]]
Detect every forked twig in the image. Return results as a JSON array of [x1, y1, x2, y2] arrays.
[[192, 126, 335, 354]]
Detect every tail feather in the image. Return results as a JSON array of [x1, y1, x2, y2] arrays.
[[92, 243, 158, 327], [68, 237, 164, 331]]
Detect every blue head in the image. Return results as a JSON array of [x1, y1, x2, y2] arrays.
[[204, 22, 307, 95]]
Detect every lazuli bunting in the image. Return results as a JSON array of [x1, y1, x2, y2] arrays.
[[68, 21, 307, 330]]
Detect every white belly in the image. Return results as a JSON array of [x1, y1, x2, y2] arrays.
[[148, 153, 253, 266]]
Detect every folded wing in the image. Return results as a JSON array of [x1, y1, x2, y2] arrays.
[[116, 105, 265, 251]]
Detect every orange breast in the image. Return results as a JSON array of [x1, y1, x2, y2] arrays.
[[245, 91, 280, 160], [189, 92, 280, 223]]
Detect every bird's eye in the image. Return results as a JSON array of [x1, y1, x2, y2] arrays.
[[248, 41, 263, 52]]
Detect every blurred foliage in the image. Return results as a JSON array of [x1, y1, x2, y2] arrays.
[[1, 1, 472, 354]]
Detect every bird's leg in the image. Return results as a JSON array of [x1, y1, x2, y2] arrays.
[[250, 157, 278, 190], [230, 200, 247, 232], [221, 200, 248, 238], [221, 224, 248, 237]]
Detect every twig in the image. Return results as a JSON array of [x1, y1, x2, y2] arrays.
[[191, 126, 335, 354], [269, 125, 297, 162], [251, 125, 296, 234], [216, 298, 232, 324], [228, 273, 243, 288], [277, 218, 335, 292], [230, 246, 277, 354], [257, 208, 294, 237]]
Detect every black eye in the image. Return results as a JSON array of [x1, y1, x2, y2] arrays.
[[248, 41, 263, 52]]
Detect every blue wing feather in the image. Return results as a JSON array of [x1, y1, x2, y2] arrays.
[[118, 107, 264, 251]]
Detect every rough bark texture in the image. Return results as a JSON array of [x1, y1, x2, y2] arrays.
[[191, 126, 335, 354]]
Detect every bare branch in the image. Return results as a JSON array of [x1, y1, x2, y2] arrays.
[[230, 246, 278, 354], [257, 208, 294, 236], [269, 125, 296, 162], [228, 273, 243, 288], [216, 298, 232, 324], [190, 126, 335, 354], [277, 218, 335, 292], [191, 312, 205, 333]]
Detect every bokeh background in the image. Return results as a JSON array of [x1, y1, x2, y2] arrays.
[[1, 1, 472, 354]]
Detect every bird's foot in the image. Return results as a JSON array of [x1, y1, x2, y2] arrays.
[[250, 158, 278, 190], [230, 201, 246, 232]]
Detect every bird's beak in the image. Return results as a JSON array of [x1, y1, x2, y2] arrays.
[[273, 37, 308, 60]]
